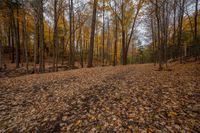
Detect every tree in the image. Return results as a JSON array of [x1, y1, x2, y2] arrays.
[[102, 0, 105, 66], [22, 0, 29, 72], [31, 0, 45, 73], [109, 0, 144, 65], [53, 0, 58, 71], [113, 1, 118, 66], [88, 0, 98, 67], [15, 0, 21, 68], [69, 0, 75, 67], [38, 0, 45, 72], [177, 0, 185, 63], [0, 28, 2, 70], [194, 0, 199, 60]]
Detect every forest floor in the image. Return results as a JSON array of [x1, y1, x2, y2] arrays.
[[0, 62, 200, 133]]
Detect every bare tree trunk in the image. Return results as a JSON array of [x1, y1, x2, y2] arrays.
[[131, 42, 134, 64], [22, 6, 29, 72], [195, 0, 199, 60], [16, 2, 20, 68], [72, 10, 75, 66], [173, 0, 177, 59], [48, 26, 51, 58], [10, 17, 15, 63], [84, 38, 88, 64], [61, 11, 65, 66], [151, 17, 156, 66], [53, 0, 58, 71], [36, 22, 40, 65], [102, 0, 105, 66], [155, 0, 162, 70], [8, 26, 11, 60], [69, 0, 75, 67], [177, 0, 185, 63], [34, 22, 37, 73], [121, 1, 127, 65], [88, 0, 98, 67], [79, 21, 84, 68], [163, 1, 169, 67], [0, 38, 2, 70], [107, 19, 111, 65], [194, 0, 198, 41], [39, 0, 45, 72], [113, 4, 118, 66]]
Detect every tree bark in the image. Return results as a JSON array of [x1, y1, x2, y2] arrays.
[[22, 5, 29, 72], [155, 0, 163, 70], [34, 22, 37, 73], [10, 16, 15, 63], [39, 0, 45, 72], [102, 0, 105, 66], [88, 0, 98, 67], [177, 0, 185, 63], [0, 38, 2, 70], [53, 0, 58, 71], [69, 0, 75, 67], [16, 2, 20, 68], [113, 3, 118, 66], [195, 0, 199, 60]]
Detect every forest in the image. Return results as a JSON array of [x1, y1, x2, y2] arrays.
[[0, 0, 198, 73], [0, 0, 200, 132]]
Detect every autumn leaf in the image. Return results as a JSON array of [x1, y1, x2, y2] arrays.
[[168, 112, 177, 118]]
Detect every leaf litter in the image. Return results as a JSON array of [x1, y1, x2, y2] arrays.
[[0, 63, 199, 132]]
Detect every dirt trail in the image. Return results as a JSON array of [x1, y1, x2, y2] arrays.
[[0, 63, 199, 132]]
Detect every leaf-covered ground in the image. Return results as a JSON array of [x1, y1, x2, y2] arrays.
[[0, 63, 199, 133]]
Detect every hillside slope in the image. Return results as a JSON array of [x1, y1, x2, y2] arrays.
[[0, 63, 199, 132]]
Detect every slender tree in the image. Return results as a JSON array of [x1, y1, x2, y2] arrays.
[[15, 0, 20, 68], [53, 0, 58, 71], [113, 1, 118, 66], [69, 0, 75, 67], [22, 0, 29, 72], [88, 0, 98, 67], [194, 0, 199, 60]]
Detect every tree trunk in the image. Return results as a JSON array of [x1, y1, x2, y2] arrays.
[[194, 0, 198, 41], [8, 26, 11, 60], [195, 0, 199, 60], [121, 1, 127, 65], [61, 11, 65, 66], [177, 0, 185, 63], [87, 0, 98, 67], [39, 0, 45, 72], [80, 26, 84, 68], [22, 8, 29, 72], [107, 19, 111, 65], [122, 30, 126, 65], [155, 0, 163, 70], [53, 0, 58, 71], [113, 5, 118, 66], [0, 39, 2, 70], [151, 17, 156, 65], [69, 0, 75, 67], [34, 20, 38, 73], [173, 0, 177, 59], [16, 3, 20, 68], [10, 16, 15, 63], [102, 0, 105, 66]]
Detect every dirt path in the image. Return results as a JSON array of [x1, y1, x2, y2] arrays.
[[0, 63, 199, 132]]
